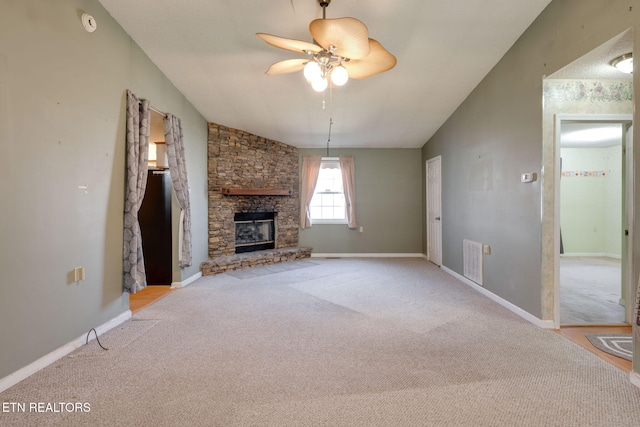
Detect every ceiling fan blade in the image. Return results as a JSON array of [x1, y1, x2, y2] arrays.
[[343, 39, 397, 79], [264, 59, 307, 75], [256, 33, 322, 54], [309, 17, 370, 59]]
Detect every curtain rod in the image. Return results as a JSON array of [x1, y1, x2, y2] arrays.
[[135, 98, 167, 117], [149, 106, 167, 117]]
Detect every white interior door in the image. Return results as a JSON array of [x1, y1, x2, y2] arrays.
[[427, 156, 442, 266]]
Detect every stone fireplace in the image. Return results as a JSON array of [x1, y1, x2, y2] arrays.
[[202, 123, 309, 275]]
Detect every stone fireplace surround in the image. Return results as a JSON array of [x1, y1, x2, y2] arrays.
[[202, 123, 310, 275]]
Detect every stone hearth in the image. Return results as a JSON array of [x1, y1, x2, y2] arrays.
[[201, 247, 311, 276]]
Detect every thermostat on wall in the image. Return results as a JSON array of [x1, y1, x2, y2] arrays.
[[82, 13, 97, 33]]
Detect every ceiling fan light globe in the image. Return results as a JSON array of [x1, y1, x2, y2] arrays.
[[311, 77, 328, 92], [330, 65, 349, 86], [303, 61, 321, 82]]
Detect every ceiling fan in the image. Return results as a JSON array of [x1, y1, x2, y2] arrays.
[[256, 0, 397, 92]]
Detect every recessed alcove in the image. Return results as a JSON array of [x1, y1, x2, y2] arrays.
[[202, 123, 309, 275]]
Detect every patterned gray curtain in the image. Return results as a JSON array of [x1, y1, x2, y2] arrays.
[[164, 114, 192, 267], [123, 90, 150, 294]]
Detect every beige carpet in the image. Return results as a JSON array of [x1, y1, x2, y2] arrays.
[[1, 258, 640, 426]]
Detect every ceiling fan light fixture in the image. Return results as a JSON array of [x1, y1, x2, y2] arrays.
[[330, 65, 349, 86], [257, 0, 395, 94], [611, 53, 633, 74], [304, 61, 322, 82]]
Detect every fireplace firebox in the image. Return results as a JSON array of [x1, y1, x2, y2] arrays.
[[234, 212, 276, 253]]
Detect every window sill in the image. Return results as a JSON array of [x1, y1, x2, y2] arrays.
[[310, 220, 348, 225]]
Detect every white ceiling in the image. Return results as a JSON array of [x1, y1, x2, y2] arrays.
[[548, 30, 633, 80], [97, 0, 556, 148]]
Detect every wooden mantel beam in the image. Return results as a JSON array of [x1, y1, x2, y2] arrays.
[[221, 188, 292, 196]]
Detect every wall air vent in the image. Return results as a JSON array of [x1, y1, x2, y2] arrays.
[[463, 239, 484, 286]]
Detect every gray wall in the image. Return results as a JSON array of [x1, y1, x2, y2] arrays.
[[299, 148, 422, 254], [421, 0, 640, 369], [0, 0, 208, 380]]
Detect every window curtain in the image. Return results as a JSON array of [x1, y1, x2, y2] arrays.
[[123, 90, 150, 294], [339, 156, 357, 228], [300, 155, 322, 228], [164, 113, 192, 268]]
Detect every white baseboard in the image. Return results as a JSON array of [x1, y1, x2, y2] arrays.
[[0, 310, 132, 394], [560, 253, 621, 259], [311, 253, 425, 258], [630, 371, 640, 389], [171, 271, 202, 289], [441, 265, 555, 329], [560, 253, 605, 257]]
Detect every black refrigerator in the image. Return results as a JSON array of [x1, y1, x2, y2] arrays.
[[138, 169, 172, 286]]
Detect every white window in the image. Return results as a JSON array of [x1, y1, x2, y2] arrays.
[[309, 159, 347, 224]]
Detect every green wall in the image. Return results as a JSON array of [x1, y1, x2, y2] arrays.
[[299, 148, 423, 254], [0, 0, 208, 380], [560, 146, 622, 257]]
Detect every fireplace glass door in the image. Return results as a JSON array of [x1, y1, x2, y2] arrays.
[[234, 212, 276, 253]]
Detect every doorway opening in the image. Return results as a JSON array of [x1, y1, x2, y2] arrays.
[[558, 119, 631, 325], [138, 109, 173, 286], [541, 29, 634, 330]]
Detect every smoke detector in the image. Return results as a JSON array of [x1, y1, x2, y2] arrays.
[[81, 13, 97, 33]]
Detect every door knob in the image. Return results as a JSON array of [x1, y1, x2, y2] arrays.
[[435, 217, 441, 221]]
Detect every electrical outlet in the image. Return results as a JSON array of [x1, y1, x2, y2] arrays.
[[359, 226, 364, 233], [74, 267, 85, 282]]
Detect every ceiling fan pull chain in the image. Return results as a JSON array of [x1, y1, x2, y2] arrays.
[[326, 117, 333, 157], [330, 83, 333, 114]]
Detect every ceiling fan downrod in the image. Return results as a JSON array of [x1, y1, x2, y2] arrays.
[[318, 0, 331, 19]]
